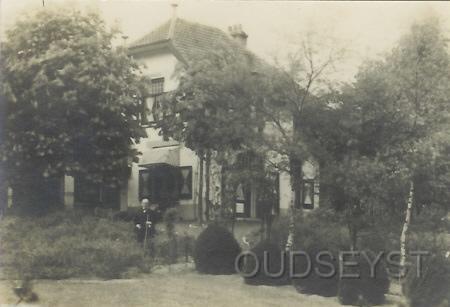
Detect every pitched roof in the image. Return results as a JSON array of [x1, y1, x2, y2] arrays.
[[128, 18, 243, 62], [129, 20, 172, 48]]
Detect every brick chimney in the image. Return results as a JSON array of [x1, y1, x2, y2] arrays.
[[228, 24, 248, 47]]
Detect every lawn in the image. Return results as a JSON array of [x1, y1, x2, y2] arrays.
[[0, 264, 404, 307]]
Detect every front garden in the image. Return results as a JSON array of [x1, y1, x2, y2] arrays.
[[1, 207, 448, 306]]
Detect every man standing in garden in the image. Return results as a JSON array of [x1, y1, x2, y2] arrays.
[[134, 199, 162, 247]]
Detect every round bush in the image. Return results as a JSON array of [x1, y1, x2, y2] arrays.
[[338, 252, 390, 306], [194, 224, 241, 275], [291, 210, 349, 297], [292, 244, 340, 297], [403, 254, 450, 307], [243, 240, 290, 286]]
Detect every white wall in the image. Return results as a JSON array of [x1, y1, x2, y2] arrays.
[[136, 51, 179, 92], [126, 49, 199, 219]]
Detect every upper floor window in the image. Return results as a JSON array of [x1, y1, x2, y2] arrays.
[[150, 77, 165, 96], [141, 77, 165, 126]]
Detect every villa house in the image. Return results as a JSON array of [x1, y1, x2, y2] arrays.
[[59, 13, 320, 220]]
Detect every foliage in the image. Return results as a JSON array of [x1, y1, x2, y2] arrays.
[[156, 42, 262, 154], [162, 207, 179, 264], [291, 209, 349, 297], [0, 210, 152, 279], [112, 207, 141, 222], [307, 17, 450, 253], [0, 8, 147, 210], [193, 224, 241, 274], [269, 215, 292, 248], [402, 254, 450, 307], [153, 233, 195, 265], [337, 253, 390, 306], [155, 42, 269, 218], [242, 240, 290, 286], [163, 207, 179, 237]]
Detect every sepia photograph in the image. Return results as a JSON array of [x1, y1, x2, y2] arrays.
[[0, 0, 449, 306]]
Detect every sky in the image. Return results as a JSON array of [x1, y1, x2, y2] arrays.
[[1, 0, 450, 82]]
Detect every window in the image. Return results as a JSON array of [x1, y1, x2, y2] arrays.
[[294, 179, 315, 210], [138, 164, 191, 206], [235, 183, 251, 218], [150, 77, 165, 96], [141, 77, 165, 126], [74, 178, 120, 209], [178, 166, 193, 200], [302, 180, 314, 209]]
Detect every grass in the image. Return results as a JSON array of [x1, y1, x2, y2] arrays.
[[0, 264, 405, 307]]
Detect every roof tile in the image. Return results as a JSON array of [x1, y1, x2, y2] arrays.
[[129, 18, 239, 61]]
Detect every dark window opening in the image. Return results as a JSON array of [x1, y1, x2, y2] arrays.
[[255, 172, 280, 218], [74, 178, 120, 210], [139, 164, 192, 209]]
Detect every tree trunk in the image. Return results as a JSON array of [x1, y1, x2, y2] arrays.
[[0, 165, 7, 217], [231, 185, 237, 235], [285, 153, 302, 251], [205, 150, 211, 221], [219, 163, 227, 222], [197, 151, 204, 224], [400, 180, 414, 278], [348, 223, 358, 251]]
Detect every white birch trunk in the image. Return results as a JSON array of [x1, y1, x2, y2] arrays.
[[400, 180, 414, 277], [285, 192, 295, 252]]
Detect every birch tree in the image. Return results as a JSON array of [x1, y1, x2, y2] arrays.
[[383, 18, 450, 275]]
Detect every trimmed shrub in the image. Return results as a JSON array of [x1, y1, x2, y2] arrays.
[[292, 244, 341, 297], [194, 224, 241, 274], [291, 209, 349, 297], [270, 215, 291, 248], [243, 240, 290, 286], [403, 254, 450, 307], [338, 252, 390, 306]]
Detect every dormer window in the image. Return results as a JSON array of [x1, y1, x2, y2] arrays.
[[141, 77, 165, 126]]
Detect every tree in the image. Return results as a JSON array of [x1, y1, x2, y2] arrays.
[[309, 17, 450, 257], [0, 8, 146, 212], [383, 17, 450, 275], [252, 34, 346, 250], [156, 42, 264, 222]]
